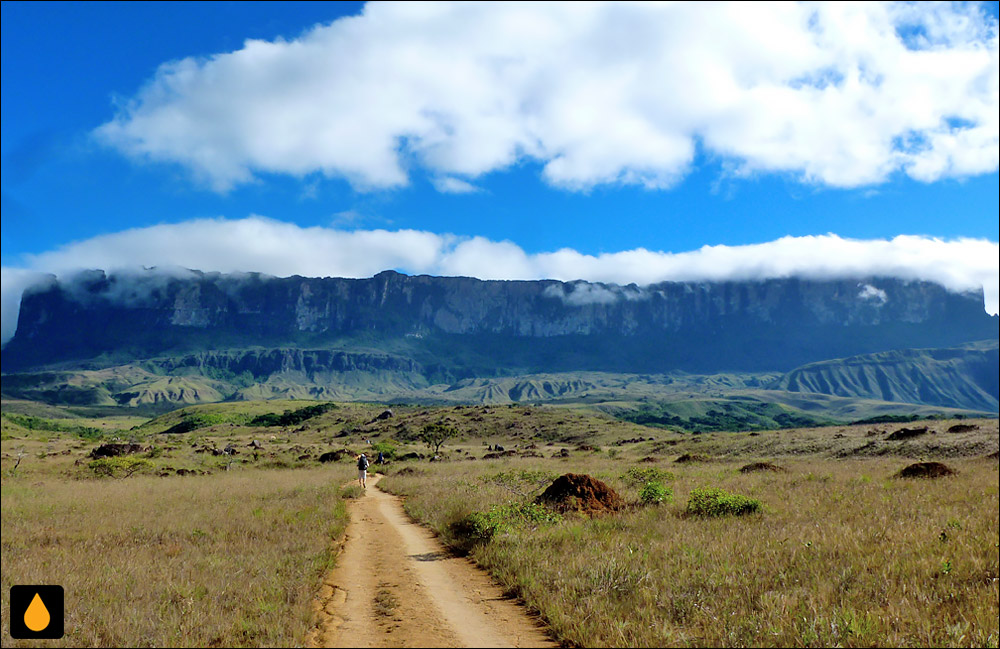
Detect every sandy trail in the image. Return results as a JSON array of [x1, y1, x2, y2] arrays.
[[306, 474, 556, 648]]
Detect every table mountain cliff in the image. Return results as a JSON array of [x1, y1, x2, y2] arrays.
[[4, 270, 996, 379]]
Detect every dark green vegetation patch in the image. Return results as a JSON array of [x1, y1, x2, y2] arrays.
[[248, 402, 338, 427], [1, 413, 103, 440]]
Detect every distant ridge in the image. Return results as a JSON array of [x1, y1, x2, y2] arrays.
[[770, 340, 999, 413]]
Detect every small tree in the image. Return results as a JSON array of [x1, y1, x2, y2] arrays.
[[8, 446, 27, 477], [420, 422, 457, 456]]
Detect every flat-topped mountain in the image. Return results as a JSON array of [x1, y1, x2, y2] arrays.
[[4, 269, 996, 377]]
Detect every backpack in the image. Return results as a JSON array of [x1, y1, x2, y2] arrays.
[[358, 456, 368, 470]]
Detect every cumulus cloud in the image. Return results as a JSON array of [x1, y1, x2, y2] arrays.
[[2, 216, 997, 343], [95, 2, 999, 192]]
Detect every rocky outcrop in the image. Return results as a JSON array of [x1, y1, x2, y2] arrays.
[[894, 462, 956, 479], [90, 443, 144, 459]]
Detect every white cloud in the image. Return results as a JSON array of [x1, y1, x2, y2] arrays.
[[3, 217, 997, 343], [0, 269, 53, 343], [858, 283, 889, 304], [19, 216, 448, 279], [431, 176, 481, 194], [543, 282, 645, 306], [95, 2, 999, 192]]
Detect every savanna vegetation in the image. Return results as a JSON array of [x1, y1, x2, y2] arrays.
[[382, 455, 998, 647], [1, 398, 997, 647], [1, 467, 353, 647]]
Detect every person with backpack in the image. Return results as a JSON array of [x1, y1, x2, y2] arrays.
[[357, 453, 370, 489]]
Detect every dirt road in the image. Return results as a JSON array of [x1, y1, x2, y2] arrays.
[[305, 474, 557, 648]]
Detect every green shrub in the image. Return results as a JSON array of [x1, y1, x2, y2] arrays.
[[371, 441, 399, 460], [89, 456, 153, 478], [454, 501, 562, 542], [639, 481, 673, 505], [686, 487, 762, 516], [621, 466, 675, 487]]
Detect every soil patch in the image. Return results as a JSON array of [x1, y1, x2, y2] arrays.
[[894, 461, 956, 479], [307, 475, 555, 648], [535, 473, 625, 516], [739, 461, 786, 473], [947, 423, 979, 433]]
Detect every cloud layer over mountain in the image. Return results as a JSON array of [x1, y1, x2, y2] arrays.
[[3, 217, 997, 344], [96, 2, 999, 192]]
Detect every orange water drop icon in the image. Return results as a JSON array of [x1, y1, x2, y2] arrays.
[[24, 592, 51, 632]]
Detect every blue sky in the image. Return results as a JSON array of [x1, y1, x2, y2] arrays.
[[2, 1, 999, 340]]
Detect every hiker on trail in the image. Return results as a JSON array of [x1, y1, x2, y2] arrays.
[[377, 451, 385, 465], [357, 453, 370, 488]]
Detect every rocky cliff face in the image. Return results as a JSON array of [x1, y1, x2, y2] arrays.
[[3, 269, 996, 374]]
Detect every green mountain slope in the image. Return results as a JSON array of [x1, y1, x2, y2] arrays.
[[769, 340, 998, 413], [3, 343, 996, 430], [411, 371, 778, 404]]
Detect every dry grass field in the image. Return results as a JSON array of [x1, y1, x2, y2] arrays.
[[1, 400, 997, 647], [1, 466, 353, 648], [379, 425, 1000, 647]]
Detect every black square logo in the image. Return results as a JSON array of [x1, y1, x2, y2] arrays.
[[9, 585, 64, 639]]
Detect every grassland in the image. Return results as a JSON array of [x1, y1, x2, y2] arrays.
[[1, 466, 354, 648], [1, 398, 997, 647], [381, 452, 999, 647], [1, 402, 357, 648]]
